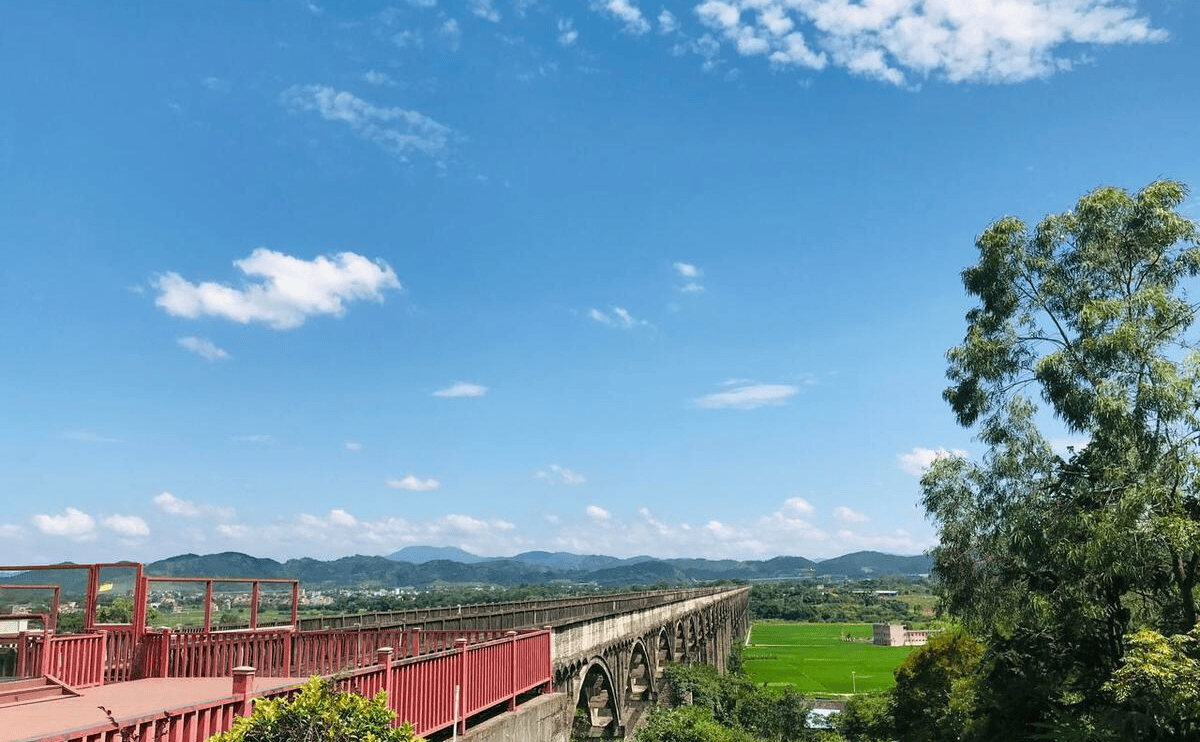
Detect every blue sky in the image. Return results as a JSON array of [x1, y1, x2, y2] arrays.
[[2, 0, 1198, 564]]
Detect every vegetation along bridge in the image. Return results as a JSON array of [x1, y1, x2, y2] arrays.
[[0, 562, 749, 741]]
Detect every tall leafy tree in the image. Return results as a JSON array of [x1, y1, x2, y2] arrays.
[[923, 180, 1200, 733]]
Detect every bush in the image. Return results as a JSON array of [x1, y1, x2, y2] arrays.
[[208, 677, 424, 742]]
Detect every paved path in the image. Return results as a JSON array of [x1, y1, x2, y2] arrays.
[[2, 676, 302, 742]]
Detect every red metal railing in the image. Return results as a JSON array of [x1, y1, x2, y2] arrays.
[[41, 628, 553, 742], [43, 633, 106, 688]]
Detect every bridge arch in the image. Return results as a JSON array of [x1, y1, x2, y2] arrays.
[[576, 656, 621, 738], [626, 639, 652, 703]]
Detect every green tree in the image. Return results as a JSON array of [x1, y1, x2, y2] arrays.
[[835, 691, 893, 742], [923, 179, 1200, 736], [891, 631, 982, 742], [635, 705, 757, 742], [208, 676, 423, 742]]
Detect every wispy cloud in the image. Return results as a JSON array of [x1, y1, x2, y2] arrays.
[[833, 505, 869, 524], [387, 475, 442, 491], [200, 76, 231, 93], [557, 17, 579, 46], [686, 0, 1165, 85], [31, 508, 96, 540], [693, 381, 799, 410], [439, 18, 461, 49], [673, 261, 704, 292], [433, 381, 487, 398], [344, 441, 363, 451], [469, 0, 500, 22], [592, 0, 650, 34], [154, 248, 401, 330], [896, 446, 967, 476], [534, 464, 586, 486], [589, 306, 648, 329], [153, 491, 234, 520], [363, 69, 396, 86], [177, 336, 230, 361], [658, 9, 679, 33], [281, 84, 454, 159]]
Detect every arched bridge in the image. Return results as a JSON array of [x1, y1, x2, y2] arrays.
[[300, 585, 752, 737]]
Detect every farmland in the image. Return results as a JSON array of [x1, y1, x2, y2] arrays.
[[742, 622, 915, 694]]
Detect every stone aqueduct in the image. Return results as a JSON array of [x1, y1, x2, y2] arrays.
[[552, 587, 751, 737], [301, 585, 752, 738]]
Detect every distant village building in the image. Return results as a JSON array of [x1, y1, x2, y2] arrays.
[[872, 623, 935, 646]]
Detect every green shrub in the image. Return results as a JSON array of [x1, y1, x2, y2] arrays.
[[208, 677, 424, 742]]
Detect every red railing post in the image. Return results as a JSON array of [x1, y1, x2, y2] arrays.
[[409, 627, 421, 658], [284, 628, 294, 677], [506, 631, 518, 711], [159, 629, 172, 677], [376, 647, 394, 712], [232, 666, 255, 718], [455, 637, 468, 737]]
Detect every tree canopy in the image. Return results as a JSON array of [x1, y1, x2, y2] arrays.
[[921, 179, 1200, 737]]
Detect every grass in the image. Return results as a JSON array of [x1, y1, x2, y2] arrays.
[[742, 623, 915, 695]]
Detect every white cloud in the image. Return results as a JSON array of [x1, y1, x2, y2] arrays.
[[658, 9, 680, 33], [469, 0, 501, 21], [363, 69, 396, 86], [155, 248, 402, 330], [406, 0, 437, 7], [387, 475, 442, 491], [153, 492, 236, 520], [833, 505, 869, 524], [686, 0, 1165, 85], [586, 504, 611, 521], [305, 2, 323, 15], [0, 524, 26, 539], [31, 508, 96, 540], [281, 84, 454, 158], [177, 336, 230, 361], [102, 514, 150, 537], [896, 446, 967, 476], [673, 261, 699, 277], [592, 0, 651, 34], [782, 497, 814, 515], [216, 524, 252, 539], [693, 382, 799, 410], [344, 441, 363, 451], [558, 18, 579, 46], [433, 381, 487, 398], [534, 464, 586, 486], [679, 282, 704, 293], [589, 306, 648, 329]]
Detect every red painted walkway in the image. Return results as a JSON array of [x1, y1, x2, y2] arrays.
[[1, 676, 303, 742]]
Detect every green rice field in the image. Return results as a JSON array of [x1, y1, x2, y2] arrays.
[[742, 623, 915, 695]]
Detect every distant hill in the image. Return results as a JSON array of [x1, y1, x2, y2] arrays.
[[387, 546, 488, 564], [508, 551, 656, 572], [813, 551, 932, 576], [0, 550, 933, 594]]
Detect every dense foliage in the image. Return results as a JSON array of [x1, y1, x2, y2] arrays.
[[920, 180, 1200, 739], [208, 677, 423, 742], [636, 662, 824, 742], [749, 582, 930, 625]]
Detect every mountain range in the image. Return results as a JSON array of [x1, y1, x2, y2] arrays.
[[2, 550, 932, 593]]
